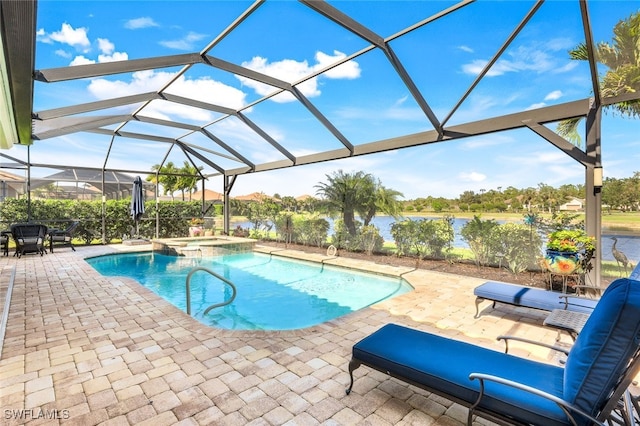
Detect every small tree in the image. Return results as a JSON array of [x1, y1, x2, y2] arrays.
[[488, 223, 542, 275], [460, 216, 500, 267]]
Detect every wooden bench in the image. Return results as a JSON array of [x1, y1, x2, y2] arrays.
[[473, 281, 597, 318]]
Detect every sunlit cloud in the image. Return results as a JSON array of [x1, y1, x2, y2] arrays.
[[545, 90, 563, 101], [458, 171, 487, 182], [460, 134, 513, 149], [37, 23, 91, 51], [159, 31, 207, 50], [458, 45, 474, 53], [461, 39, 575, 77], [125, 17, 159, 30], [69, 55, 94, 66], [527, 102, 547, 110], [54, 49, 71, 59], [237, 50, 361, 103], [87, 70, 248, 119]]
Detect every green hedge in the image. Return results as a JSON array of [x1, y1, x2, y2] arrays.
[[0, 198, 204, 244]]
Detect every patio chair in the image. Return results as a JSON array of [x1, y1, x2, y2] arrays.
[[49, 221, 79, 252], [346, 277, 640, 425], [0, 230, 9, 256], [10, 223, 48, 257]]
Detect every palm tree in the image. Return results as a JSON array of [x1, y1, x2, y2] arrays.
[[177, 161, 202, 201], [558, 11, 640, 143], [357, 181, 404, 226], [148, 162, 179, 200], [315, 170, 371, 236], [315, 170, 403, 236]]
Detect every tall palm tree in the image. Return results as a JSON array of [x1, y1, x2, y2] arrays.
[[357, 181, 404, 226], [558, 11, 640, 144], [315, 170, 371, 236], [148, 162, 179, 200], [177, 161, 202, 201], [315, 170, 403, 236]]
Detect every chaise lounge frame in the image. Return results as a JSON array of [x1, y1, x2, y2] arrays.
[[473, 281, 598, 319], [346, 277, 640, 426]]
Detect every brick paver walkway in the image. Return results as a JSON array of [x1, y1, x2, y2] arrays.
[[0, 244, 576, 425]]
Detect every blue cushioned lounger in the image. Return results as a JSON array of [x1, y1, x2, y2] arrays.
[[347, 278, 640, 426], [474, 281, 598, 318]]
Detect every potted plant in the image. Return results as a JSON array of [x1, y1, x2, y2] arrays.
[[543, 229, 596, 275], [189, 218, 204, 237]]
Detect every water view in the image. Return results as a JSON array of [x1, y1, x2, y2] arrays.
[[235, 216, 640, 263]]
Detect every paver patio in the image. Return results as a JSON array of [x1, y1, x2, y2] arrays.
[[0, 244, 599, 425]]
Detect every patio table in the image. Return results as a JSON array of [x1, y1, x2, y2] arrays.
[[543, 308, 590, 341]]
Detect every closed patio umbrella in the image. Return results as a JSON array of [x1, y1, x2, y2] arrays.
[[130, 176, 145, 237]]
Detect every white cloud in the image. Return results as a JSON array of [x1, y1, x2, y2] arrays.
[[95, 38, 128, 62], [87, 70, 248, 120], [458, 45, 474, 53], [315, 51, 361, 79], [55, 49, 71, 59], [238, 51, 360, 103], [544, 90, 563, 101], [159, 31, 207, 50], [124, 17, 159, 30], [527, 102, 547, 110], [97, 38, 115, 55], [461, 41, 570, 77], [69, 55, 95, 66], [461, 134, 512, 149], [554, 61, 579, 74], [98, 51, 129, 63], [38, 23, 91, 51], [458, 171, 487, 182]]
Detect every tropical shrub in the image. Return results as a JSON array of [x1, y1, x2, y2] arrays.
[[460, 216, 500, 267], [358, 225, 384, 255], [487, 222, 542, 274], [0, 198, 204, 243], [390, 216, 454, 260]]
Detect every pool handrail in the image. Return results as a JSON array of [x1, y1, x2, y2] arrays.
[[185, 266, 237, 316]]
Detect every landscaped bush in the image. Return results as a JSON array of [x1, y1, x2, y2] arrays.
[[390, 216, 455, 260], [358, 225, 384, 255], [0, 198, 204, 243], [460, 215, 500, 267], [487, 222, 542, 274]]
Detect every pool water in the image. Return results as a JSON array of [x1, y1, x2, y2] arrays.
[[87, 252, 412, 330]]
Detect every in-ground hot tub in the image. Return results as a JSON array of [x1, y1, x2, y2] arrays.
[[152, 235, 256, 257]]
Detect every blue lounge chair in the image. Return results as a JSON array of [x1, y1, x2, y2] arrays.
[[474, 281, 598, 318], [346, 277, 640, 425]]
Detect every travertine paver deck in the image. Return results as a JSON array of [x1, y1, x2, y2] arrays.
[[0, 243, 584, 425]]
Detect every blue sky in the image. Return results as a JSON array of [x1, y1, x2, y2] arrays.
[[17, 0, 640, 199]]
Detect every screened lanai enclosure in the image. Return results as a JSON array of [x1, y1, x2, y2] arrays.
[[1, 0, 640, 285]]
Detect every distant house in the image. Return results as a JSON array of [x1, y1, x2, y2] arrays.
[[233, 192, 275, 203], [0, 169, 25, 200], [559, 197, 584, 211], [191, 189, 224, 203]]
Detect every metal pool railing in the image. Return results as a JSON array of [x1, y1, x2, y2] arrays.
[[185, 266, 237, 316]]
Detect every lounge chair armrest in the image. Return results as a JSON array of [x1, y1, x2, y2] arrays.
[[468, 372, 605, 426], [497, 335, 570, 355], [558, 294, 596, 311]]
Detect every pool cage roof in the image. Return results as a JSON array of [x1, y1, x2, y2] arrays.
[[1, 0, 638, 185], [1, 1, 639, 280]]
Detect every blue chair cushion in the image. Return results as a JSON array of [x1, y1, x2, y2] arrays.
[[475, 281, 597, 313], [353, 324, 569, 425], [564, 278, 640, 421]]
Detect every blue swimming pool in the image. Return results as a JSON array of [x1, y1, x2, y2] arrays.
[[87, 252, 412, 330]]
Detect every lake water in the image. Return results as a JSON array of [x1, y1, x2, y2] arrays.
[[234, 216, 640, 263]]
